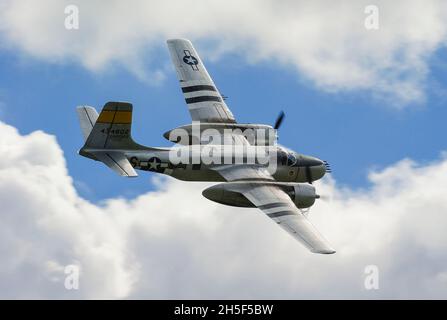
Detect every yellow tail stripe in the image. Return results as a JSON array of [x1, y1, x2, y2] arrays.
[[97, 111, 132, 124]]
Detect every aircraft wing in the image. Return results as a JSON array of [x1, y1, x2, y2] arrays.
[[167, 39, 236, 124], [213, 165, 336, 254]]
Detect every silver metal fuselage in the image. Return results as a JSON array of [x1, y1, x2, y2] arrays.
[[119, 145, 327, 183]]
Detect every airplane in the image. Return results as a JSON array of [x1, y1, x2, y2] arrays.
[[76, 39, 335, 254]]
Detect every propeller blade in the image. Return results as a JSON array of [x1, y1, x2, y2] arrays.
[[274, 111, 285, 130]]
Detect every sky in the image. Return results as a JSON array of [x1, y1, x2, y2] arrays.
[[0, 0, 447, 299]]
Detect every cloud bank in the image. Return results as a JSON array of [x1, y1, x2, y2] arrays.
[[0, 120, 446, 298], [1, 0, 446, 105]]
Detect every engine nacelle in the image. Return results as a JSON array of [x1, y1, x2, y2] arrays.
[[287, 183, 319, 209], [202, 182, 319, 209], [202, 183, 254, 207]]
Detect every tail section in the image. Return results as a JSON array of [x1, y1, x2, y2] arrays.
[[82, 101, 142, 150], [77, 101, 148, 177], [76, 106, 99, 141]]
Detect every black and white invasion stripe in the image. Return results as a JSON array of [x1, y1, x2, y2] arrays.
[[181, 84, 223, 104]]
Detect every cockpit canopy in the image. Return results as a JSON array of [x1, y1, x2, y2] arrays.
[[287, 152, 297, 166], [277, 146, 298, 167]]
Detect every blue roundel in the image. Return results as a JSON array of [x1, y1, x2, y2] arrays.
[[183, 55, 198, 66]]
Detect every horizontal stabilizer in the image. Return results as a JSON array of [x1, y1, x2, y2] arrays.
[[92, 151, 138, 177]]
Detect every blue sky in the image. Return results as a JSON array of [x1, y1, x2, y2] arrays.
[[0, 44, 446, 201]]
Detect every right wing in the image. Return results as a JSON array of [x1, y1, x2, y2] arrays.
[[167, 38, 236, 124], [213, 165, 335, 254]]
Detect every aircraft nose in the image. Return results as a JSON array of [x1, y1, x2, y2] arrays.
[[313, 158, 324, 166], [298, 155, 326, 182], [311, 163, 326, 180], [300, 155, 324, 167], [300, 156, 326, 181]]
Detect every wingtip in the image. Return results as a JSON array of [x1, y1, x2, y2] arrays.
[[167, 38, 192, 44], [312, 248, 336, 254]]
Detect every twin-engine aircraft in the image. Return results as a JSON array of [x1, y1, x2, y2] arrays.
[[76, 39, 335, 254]]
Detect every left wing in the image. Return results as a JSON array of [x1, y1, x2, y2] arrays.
[[167, 38, 236, 124], [213, 165, 335, 254]]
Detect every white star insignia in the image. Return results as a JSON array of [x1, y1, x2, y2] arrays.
[[185, 56, 195, 64], [148, 158, 159, 170]]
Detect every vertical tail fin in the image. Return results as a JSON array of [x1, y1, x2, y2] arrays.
[[82, 101, 141, 150], [77, 101, 143, 177]]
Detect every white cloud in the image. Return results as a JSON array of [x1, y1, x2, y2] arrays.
[[0, 120, 447, 298], [0, 0, 446, 105]]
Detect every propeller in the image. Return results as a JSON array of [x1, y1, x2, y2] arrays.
[[274, 111, 285, 130]]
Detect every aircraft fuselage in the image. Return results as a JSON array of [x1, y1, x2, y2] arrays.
[[117, 145, 327, 183]]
